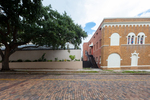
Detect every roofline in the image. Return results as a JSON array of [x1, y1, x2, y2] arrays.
[[103, 17, 150, 19], [100, 17, 150, 25]]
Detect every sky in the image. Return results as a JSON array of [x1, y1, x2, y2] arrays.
[[42, 0, 150, 55]]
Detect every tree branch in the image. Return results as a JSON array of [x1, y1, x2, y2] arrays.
[[9, 46, 39, 56], [2, 40, 8, 47], [6, 20, 10, 36], [13, 26, 17, 42], [0, 49, 4, 59], [0, 30, 5, 36], [18, 4, 25, 16]]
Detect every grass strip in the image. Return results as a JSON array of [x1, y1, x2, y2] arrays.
[[122, 71, 150, 73]]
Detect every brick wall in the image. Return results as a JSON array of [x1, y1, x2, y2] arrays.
[[83, 18, 150, 69], [101, 21, 150, 67]]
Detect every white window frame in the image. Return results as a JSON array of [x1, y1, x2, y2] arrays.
[[110, 33, 121, 46], [96, 57, 98, 64], [137, 32, 147, 44], [126, 32, 135, 44], [99, 56, 101, 64], [130, 50, 140, 66]]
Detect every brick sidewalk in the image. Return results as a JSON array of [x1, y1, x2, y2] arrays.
[[0, 74, 150, 100]]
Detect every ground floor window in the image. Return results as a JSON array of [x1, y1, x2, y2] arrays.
[[107, 53, 121, 68], [99, 56, 101, 64], [130, 51, 139, 66]]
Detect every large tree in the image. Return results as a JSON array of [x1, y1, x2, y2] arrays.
[[0, 0, 87, 70]]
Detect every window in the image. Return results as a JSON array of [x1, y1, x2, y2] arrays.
[[141, 36, 143, 44], [96, 57, 98, 64], [107, 53, 121, 68], [128, 36, 130, 44], [110, 33, 120, 46], [99, 56, 101, 64], [99, 39, 101, 48], [127, 32, 135, 44], [137, 32, 147, 44], [137, 32, 146, 44], [96, 42, 98, 49], [130, 51, 139, 66], [137, 36, 140, 44]]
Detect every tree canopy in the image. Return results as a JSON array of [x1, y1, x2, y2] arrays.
[[0, 0, 87, 70]]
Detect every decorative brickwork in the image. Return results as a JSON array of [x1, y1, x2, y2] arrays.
[[83, 18, 150, 69]]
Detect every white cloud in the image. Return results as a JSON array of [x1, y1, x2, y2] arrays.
[[42, 0, 150, 55], [43, 0, 150, 30], [80, 32, 94, 56], [139, 13, 150, 17]]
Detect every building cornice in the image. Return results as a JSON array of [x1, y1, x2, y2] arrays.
[[101, 21, 150, 29], [121, 44, 150, 46]]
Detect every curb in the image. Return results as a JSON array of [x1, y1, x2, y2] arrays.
[[1, 71, 150, 75]]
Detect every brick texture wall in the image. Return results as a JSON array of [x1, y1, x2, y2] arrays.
[[83, 18, 150, 69], [101, 19, 150, 67]]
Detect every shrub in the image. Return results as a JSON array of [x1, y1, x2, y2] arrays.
[[75, 59, 80, 61], [62, 59, 64, 62], [17, 59, 23, 62], [55, 58, 58, 61], [38, 59, 42, 62], [33, 60, 38, 62], [69, 55, 75, 61], [43, 59, 46, 62], [38, 53, 46, 62], [25, 59, 31, 62], [11, 60, 17, 62], [59, 60, 62, 62], [67, 60, 70, 62], [48, 60, 52, 62], [64, 59, 67, 62]]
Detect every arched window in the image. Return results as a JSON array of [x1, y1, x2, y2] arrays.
[[141, 36, 143, 44], [137, 36, 140, 44], [130, 51, 139, 66], [110, 33, 120, 46], [137, 32, 146, 44], [128, 36, 130, 44], [131, 36, 134, 44], [127, 32, 135, 44], [107, 53, 122, 68]]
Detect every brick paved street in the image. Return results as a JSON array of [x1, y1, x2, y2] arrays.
[[0, 74, 150, 100]]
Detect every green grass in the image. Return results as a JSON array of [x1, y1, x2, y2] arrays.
[[104, 70, 114, 72], [83, 68, 91, 69], [77, 71, 99, 73], [122, 71, 149, 73]]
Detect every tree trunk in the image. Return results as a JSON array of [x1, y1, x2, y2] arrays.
[[1, 49, 10, 71]]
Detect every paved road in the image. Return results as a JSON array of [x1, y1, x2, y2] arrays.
[[0, 74, 150, 100]]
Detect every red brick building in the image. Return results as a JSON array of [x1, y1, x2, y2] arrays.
[[83, 18, 150, 69]]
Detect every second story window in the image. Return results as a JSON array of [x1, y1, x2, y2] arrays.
[[96, 42, 98, 49], [110, 33, 120, 46], [99, 39, 101, 47], [137, 36, 140, 44], [137, 32, 146, 44], [128, 36, 130, 44], [131, 36, 134, 44], [127, 32, 135, 44]]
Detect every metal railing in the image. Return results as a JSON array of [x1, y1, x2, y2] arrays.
[[85, 51, 98, 68]]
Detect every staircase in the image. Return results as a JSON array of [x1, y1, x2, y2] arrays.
[[85, 51, 98, 68]]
